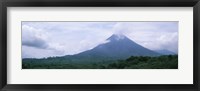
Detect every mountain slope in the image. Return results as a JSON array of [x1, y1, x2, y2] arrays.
[[64, 34, 161, 62], [154, 49, 176, 55]]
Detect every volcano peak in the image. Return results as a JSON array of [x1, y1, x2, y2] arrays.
[[107, 34, 127, 41]]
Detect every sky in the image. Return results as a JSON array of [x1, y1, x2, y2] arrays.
[[22, 22, 178, 58]]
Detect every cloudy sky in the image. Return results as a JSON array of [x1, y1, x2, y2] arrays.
[[22, 22, 178, 58]]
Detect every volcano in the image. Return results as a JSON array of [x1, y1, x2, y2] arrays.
[[64, 34, 160, 62]]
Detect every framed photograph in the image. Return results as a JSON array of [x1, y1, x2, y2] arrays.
[[0, 0, 199, 91]]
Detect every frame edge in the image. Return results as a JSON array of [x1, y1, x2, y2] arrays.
[[1, 0, 200, 91], [194, 1, 200, 89]]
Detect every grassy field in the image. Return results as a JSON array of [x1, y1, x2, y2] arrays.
[[22, 55, 178, 69]]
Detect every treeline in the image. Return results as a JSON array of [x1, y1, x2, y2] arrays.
[[22, 55, 178, 69]]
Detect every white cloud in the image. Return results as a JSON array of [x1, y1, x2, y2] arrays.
[[22, 25, 49, 49], [111, 22, 178, 53], [22, 22, 178, 58]]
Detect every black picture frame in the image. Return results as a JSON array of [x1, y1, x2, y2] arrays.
[[0, 0, 199, 91]]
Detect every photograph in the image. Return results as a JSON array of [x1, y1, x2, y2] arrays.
[[22, 21, 178, 69], [1, 0, 199, 90]]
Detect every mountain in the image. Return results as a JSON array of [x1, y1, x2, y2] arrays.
[[154, 49, 176, 55], [64, 34, 161, 62]]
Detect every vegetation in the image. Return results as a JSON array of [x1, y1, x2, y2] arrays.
[[22, 55, 178, 69]]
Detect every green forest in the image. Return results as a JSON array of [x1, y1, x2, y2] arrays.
[[22, 55, 178, 69]]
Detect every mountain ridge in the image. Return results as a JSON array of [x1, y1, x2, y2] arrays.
[[62, 34, 161, 62]]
